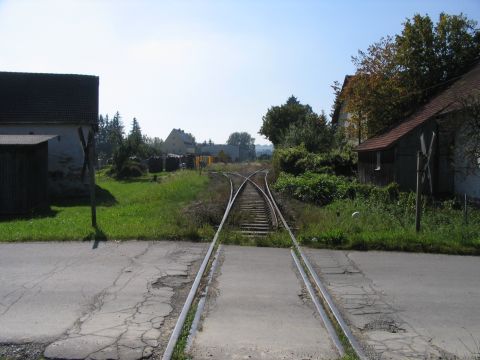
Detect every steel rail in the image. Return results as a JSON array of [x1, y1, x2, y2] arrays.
[[185, 244, 223, 351], [227, 172, 278, 229], [162, 170, 262, 360], [291, 249, 345, 355], [263, 171, 368, 360]]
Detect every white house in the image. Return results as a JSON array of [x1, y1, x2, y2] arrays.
[[0, 71, 99, 196], [163, 128, 196, 155]]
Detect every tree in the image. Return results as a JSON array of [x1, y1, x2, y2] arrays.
[[127, 117, 144, 156], [109, 111, 124, 152], [227, 132, 255, 147], [341, 13, 480, 136], [282, 111, 333, 153], [260, 96, 317, 145]]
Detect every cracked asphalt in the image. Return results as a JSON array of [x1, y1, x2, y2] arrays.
[[0, 241, 207, 360], [305, 249, 480, 360]]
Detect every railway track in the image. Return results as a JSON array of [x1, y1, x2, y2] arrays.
[[162, 169, 368, 360]]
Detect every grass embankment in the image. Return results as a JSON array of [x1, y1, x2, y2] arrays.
[[282, 195, 480, 255], [0, 170, 211, 242]]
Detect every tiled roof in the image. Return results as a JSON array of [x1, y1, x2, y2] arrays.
[[0, 71, 99, 125], [355, 62, 480, 152], [171, 128, 195, 144], [0, 134, 58, 145]]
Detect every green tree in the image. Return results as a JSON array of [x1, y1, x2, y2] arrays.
[[341, 13, 480, 137], [227, 132, 255, 147], [260, 96, 318, 146], [282, 111, 333, 153], [109, 111, 124, 152], [127, 117, 144, 156]]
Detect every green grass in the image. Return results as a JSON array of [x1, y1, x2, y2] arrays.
[[289, 197, 480, 255], [0, 170, 210, 242]]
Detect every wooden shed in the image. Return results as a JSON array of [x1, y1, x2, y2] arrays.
[[0, 134, 57, 214], [355, 62, 480, 199]]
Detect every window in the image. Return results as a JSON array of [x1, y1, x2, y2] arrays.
[[375, 151, 381, 171]]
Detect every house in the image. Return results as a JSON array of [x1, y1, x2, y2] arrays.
[[355, 62, 480, 200], [0, 71, 99, 197], [331, 75, 364, 145], [163, 128, 196, 155]]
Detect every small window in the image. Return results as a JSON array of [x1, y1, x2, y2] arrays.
[[375, 151, 381, 171]]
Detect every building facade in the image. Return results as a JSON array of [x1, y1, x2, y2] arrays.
[[0, 71, 99, 196], [355, 63, 480, 200], [163, 128, 196, 155]]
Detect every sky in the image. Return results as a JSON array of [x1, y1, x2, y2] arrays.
[[0, 1, 478, 145]]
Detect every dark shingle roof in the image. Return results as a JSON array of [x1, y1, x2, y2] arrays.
[[355, 62, 480, 152], [0, 71, 99, 126], [0, 134, 58, 145]]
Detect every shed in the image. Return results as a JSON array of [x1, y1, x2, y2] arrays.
[[0, 71, 99, 196], [355, 62, 480, 199], [0, 135, 57, 214]]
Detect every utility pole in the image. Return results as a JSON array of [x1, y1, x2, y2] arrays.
[[88, 130, 97, 228], [415, 151, 424, 232]]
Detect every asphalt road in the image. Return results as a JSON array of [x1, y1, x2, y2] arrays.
[[0, 241, 207, 360], [2, 242, 479, 360], [189, 246, 338, 360], [306, 249, 480, 359]]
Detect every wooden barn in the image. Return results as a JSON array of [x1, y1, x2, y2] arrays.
[[0, 135, 56, 214], [355, 62, 480, 200]]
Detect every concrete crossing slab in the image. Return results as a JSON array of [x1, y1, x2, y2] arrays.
[[189, 246, 338, 360], [305, 249, 480, 359]]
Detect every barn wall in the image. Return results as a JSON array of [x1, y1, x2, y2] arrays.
[[0, 124, 91, 197], [454, 118, 480, 200], [0, 142, 48, 214], [394, 119, 437, 192], [358, 148, 395, 187]]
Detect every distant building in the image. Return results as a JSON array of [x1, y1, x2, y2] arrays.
[[198, 144, 240, 162], [355, 62, 480, 200], [163, 128, 196, 155], [0, 71, 99, 198], [198, 143, 256, 162]]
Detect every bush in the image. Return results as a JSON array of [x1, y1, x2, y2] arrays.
[[273, 171, 401, 207], [116, 161, 146, 178], [272, 145, 357, 178]]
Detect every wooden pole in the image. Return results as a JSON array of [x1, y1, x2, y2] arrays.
[[415, 151, 423, 233], [464, 193, 468, 225], [88, 130, 97, 227]]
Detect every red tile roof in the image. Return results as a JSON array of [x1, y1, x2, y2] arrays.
[[355, 62, 480, 152]]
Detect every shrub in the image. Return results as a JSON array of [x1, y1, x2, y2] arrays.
[[273, 171, 401, 207], [272, 145, 357, 177], [117, 161, 146, 178]]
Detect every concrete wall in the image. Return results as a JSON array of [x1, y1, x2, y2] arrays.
[[0, 124, 91, 196]]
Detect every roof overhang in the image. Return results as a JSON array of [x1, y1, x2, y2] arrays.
[[0, 134, 58, 145]]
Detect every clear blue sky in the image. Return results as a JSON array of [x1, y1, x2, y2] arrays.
[[0, 0, 478, 144]]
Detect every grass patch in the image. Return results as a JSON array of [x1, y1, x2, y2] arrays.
[[0, 170, 212, 242], [287, 196, 480, 255]]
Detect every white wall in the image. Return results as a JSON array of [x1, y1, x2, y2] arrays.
[[0, 124, 90, 175]]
